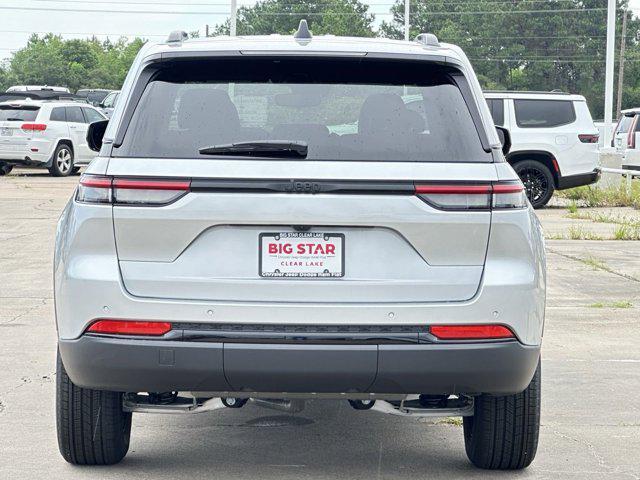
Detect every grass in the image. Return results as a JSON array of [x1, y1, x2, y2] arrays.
[[581, 255, 608, 270], [588, 301, 633, 309], [437, 417, 463, 427], [567, 201, 578, 214], [567, 211, 640, 228], [566, 226, 605, 240], [613, 224, 640, 240], [557, 183, 640, 209]]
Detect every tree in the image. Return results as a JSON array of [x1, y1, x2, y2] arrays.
[[381, 0, 640, 119], [5, 35, 146, 92], [212, 0, 375, 37]]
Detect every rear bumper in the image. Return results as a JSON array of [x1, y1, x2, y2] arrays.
[[557, 168, 601, 190], [58, 335, 540, 396]]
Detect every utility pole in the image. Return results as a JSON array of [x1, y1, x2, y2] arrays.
[[404, 0, 410, 41], [603, 0, 616, 150], [205, 24, 210, 38], [230, 0, 237, 36], [616, 9, 628, 119]]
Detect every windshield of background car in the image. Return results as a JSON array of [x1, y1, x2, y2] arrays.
[[113, 57, 491, 162]]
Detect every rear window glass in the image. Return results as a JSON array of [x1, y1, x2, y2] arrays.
[[114, 58, 491, 163], [83, 107, 104, 123], [66, 107, 85, 123], [486, 98, 504, 126], [0, 106, 39, 122], [50, 107, 66, 122], [514, 99, 575, 128]]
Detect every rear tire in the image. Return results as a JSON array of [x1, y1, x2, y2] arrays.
[[0, 162, 13, 175], [56, 350, 132, 465], [48, 144, 74, 177], [463, 361, 541, 470], [513, 160, 555, 209]]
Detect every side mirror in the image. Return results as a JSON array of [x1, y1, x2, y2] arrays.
[[495, 126, 511, 156], [87, 120, 109, 152]]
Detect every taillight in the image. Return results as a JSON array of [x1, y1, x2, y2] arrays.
[[77, 175, 112, 204], [21, 123, 47, 132], [86, 319, 172, 336], [77, 175, 191, 205], [578, 134, 599, 144], [415, 182, 526, 210], [628, 117, 638, 149], [430, 324, 515, 340]]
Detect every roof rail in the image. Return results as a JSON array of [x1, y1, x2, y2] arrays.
[[484, 90, 570, 95], [166, 30, 188, 45], [414, 33, 440, 48]]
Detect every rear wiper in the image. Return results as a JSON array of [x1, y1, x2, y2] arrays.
[[199, 140, 308, 158], [6, 118, 23, 121]]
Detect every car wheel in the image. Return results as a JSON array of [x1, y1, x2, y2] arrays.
[[56, 350, 132, 465], [513, 160, 555, 209], [463, 360, 540, 470], [49, 144, 74, 177], [0, 162, 13, 176]]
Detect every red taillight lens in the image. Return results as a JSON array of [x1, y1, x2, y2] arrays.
[[415, 182, 526, 210], [578, 134, 599, 144], [21, 123, 47, 132], [430, 324, 515, 340], [628, 117, 638, 149], [112, 179, 191, 191], [77, 174, 112, 203], [77, 175, 191, 205], [87, 319, 172, 336]]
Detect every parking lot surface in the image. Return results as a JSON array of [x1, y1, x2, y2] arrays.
[[1, 170, 639, 479]]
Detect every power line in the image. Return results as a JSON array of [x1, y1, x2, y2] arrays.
[[0, 5, 608, 15], [0, 29, 165, 37]]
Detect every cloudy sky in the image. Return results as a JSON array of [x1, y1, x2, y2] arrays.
[[1, 0, 639, 61]]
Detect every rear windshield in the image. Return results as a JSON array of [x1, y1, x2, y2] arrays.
[[0, 106, 39, 122], [114, 58, 491, 162], [514, 99, 576, 128]]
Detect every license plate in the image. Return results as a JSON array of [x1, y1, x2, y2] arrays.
[[0, 128, 12, 136], [259, 232, 344, 278]]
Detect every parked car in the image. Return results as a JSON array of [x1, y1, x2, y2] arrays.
[[615, 108, 640, 171], [482, 91, 600, 208], [0, 91, 85, 103], [98, 90, 119, 117], [7, 85, 71, 93], [0, 100, 106, 176], [76, 89, 114, 106], [55, 26, 544, 470]]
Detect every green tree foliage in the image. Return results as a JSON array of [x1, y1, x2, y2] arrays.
[[381, 0, 640, 119], [1, 34, 145, 92], [212, 0, 375, 37]]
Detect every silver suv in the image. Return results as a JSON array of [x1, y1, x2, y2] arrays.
[[55, 26, 545, 470]]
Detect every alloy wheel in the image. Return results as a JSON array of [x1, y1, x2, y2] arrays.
[[519, 167, 548, 204], [56, 148, 72, 174]]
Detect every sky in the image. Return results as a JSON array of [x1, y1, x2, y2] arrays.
[[1, 0, 640, 62]]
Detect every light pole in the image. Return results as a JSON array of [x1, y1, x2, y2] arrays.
[[230, 0, 237, 36], [404, 0, 410, 41], [603, 0, 616, 149]]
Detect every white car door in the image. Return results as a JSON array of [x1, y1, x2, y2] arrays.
[[65, 106, 90, 162]]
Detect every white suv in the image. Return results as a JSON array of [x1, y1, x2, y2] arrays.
[[483, 91, 600, 208], [0, 100, 106, 176], [55, 27, 545, 470]]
